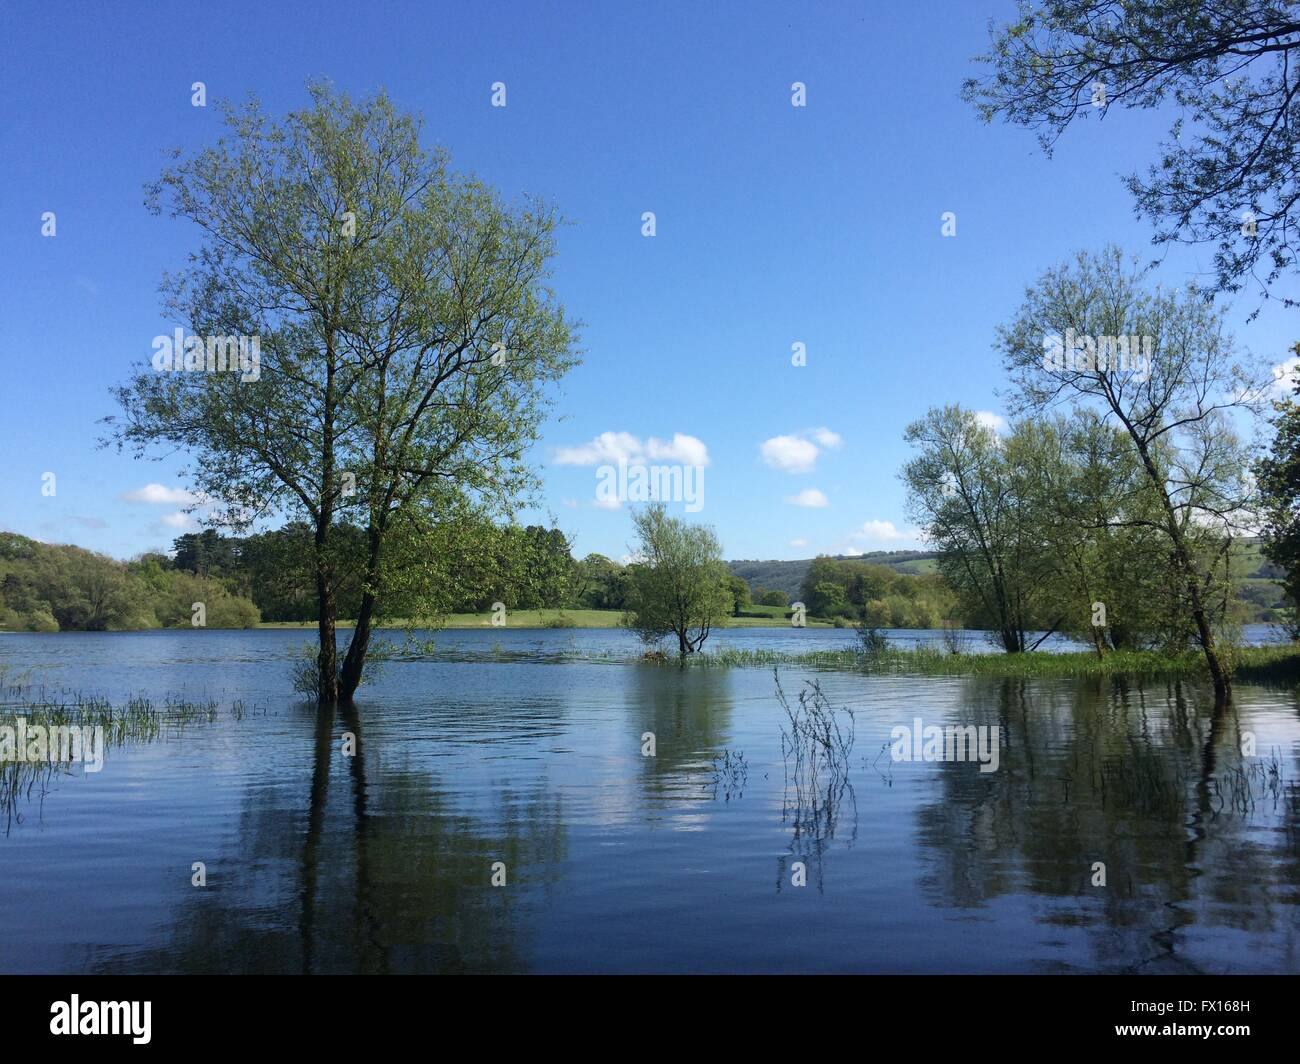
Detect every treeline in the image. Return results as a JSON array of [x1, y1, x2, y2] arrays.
[[730, 551, 936, 603], [904, 406, 1238, 653], [798, 557, 957, 628], [169, 525, 762, 621], [0, 532, 260, 631], [168, 524, 579, 623]]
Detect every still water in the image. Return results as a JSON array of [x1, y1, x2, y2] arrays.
[[1, 627, 1297, 973]]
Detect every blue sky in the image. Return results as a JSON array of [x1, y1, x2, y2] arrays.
[[1, 0, 1295, 563]]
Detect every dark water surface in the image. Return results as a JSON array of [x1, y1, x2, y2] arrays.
[[1, 627, 1297, 973]]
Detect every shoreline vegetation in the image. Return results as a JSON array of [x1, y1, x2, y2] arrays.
[[685, 643, 1300, 685]]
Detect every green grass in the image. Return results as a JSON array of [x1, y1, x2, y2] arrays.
[[684, 643, 1300, 683]]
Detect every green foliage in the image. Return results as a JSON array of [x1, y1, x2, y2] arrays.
[[796, 556, 955, 627], [964, 0, 1300, 305], [730, 552, 936, 603], [1256, 343, 1300, 639], [903, 405, 1055, 650], [0, 532, 259, 631], [724, 574, 751, 617], [856, 622, 889, 656], [108, 82, 579, 703], [624, 504, 731, 658], [164, 520, 576, 623], [572, 553, 630, 610], [997, 247, 1262, 694]]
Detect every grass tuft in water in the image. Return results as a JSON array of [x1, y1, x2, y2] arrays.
[[686, 643, 1300, 683]]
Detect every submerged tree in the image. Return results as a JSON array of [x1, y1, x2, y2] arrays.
[[998, 247, 1264, 700], [902, 405, 1058, 652], [1012, 410, 1188, 654], [624, 503, 731, 660], [964, 0, 1300, 307], [107, 83, 578, 704]]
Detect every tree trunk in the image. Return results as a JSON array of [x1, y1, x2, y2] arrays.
[[339, 524, 383, 703], [1185, 570, 1231, 702], [316, 339, 339, 706], [1132, 440, 1232, 703], [316, 557, 338, 705], [339, 590, 375, 702], [315, 504, 338, 705]]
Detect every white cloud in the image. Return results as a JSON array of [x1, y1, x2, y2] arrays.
[[760, 427, 842, 474], [760, 434, 820, 473], [857, 519, 910, 542], [810, 427, 842, 449], [974, 411, 1008, 434], [593, 495, 622, 511], [789, 537, 810, 549], [785, 488, 828, 508], [553, 431, 710, 468], [159, 511, 195, 529], [1271, 355, 1300, 396], [122, 483, 198, 505]]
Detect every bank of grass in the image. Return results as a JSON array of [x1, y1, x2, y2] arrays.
[[689, 642, 1300, 684]]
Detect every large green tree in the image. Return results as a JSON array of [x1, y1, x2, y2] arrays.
[[108, 83, 578, 703], [998, 248, 1263, 699], [1012, 410, 1189, 653], [624, 504, 731, 659], [903, 406, 1059, 651]]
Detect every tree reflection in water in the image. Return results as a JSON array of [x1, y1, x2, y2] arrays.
[[914, 677, 1300, 973], [92, 701, 568, 974]]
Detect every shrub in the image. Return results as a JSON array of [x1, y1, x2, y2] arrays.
[[856, 622, 890, 656]]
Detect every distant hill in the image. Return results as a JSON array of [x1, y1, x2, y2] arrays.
[[727, 551, 939, 602], [730, 540, 1286, 620]]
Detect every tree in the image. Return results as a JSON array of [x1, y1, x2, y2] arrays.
[[172, 529, 242, 580], [902, 406, 1058, 651], [964, 0, 1300, 307], [724, 574, 751, 617], [504, 526, 575, 610], [1256, 342, 1300, 637], [998, 247, 1264, 699], [107, 83, 578, 704], [1011, 410, 1187, 654], [573, 553, 628, 610], [807, 580, 850, 620], [624, 504, 731, 659]]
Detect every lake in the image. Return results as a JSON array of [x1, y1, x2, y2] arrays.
[[1, 626, 1297, 974]]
